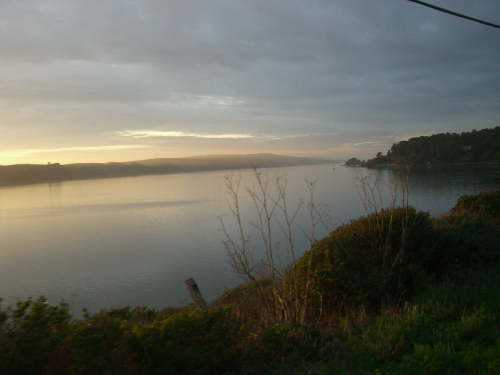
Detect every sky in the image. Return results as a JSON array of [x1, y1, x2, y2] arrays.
[[0, 0, 499, 165]]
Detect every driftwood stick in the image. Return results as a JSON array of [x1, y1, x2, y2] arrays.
[[185, 278, 208, 309]]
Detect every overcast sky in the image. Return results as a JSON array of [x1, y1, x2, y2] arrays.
[[1, 0, 499, 165]]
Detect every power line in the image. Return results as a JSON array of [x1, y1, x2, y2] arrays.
[[407, 0, 500, 30]]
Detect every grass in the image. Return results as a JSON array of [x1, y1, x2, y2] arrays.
[[1, 189, 499, 374], [309, 264, 500, 375]]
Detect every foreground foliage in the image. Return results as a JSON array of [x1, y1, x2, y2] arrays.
[[294, 207, 431, 313], [0, 303, 242, 375], [422, 211, 500, 278], [1, 189, 500, 374], [452, 188, 500, 224], [2, 266, 500, 374]]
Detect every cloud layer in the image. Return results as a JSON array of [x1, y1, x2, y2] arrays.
[[1, 0, 499, 163]]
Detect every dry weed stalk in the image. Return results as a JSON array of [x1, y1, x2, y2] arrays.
[[220, 168, 330, 324], [354, 161, 424, 305]]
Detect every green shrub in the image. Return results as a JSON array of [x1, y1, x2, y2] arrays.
[[213, 277, 286, 328], [0, 297, 71, 375], [128, 305, 242, 374], [256, 322, 321, 365], [66, 306, 143, 374], [293, 206, 432, 312], [452, 189, 500, 224], [0, 301, 187, 375], [421, 211, 500, 279]]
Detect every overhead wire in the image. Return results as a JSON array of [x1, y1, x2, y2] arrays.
[[407, 0, 500, 30]]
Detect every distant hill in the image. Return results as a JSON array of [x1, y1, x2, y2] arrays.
[[0, 154, 336, 187], [128, 153, 332, 169]]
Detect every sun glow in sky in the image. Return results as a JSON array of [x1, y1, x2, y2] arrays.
[[1, 0, 499, 165]]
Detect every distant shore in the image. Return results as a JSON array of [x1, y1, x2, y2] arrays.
[[0, 153, 337, 187]]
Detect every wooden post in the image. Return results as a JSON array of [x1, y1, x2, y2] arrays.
[[185, 278, 208, 309]]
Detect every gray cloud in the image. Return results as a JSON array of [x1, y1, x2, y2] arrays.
[[0, 0, 499, 163]]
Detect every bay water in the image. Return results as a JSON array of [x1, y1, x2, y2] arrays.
[[0, 164, 498, 316]]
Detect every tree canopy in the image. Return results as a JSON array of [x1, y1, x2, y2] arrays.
[[360, 127, 500, 166]]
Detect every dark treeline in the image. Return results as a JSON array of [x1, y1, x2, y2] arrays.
[[387, 127, 500, 164], [347, 127, 500, 167]]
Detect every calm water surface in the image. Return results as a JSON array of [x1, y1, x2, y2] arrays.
[[0, 164, 498, 315]]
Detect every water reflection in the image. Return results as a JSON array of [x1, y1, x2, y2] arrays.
[[48, 182, 62, 206], [3, 200, 208, 219]]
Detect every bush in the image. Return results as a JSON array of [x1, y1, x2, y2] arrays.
[[65, 306, 146, 374], [0, 297, 71, 375], [214, 278, 276, 325], [421, 211, 500, 279], [293, 206, 432, 312], [256, 322, 321, 365], [0, 300, 243, 375], [452, 189, 500, 224], [128, 305, 243, 374]]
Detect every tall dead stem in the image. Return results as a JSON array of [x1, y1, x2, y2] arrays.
[[220, 171, 255, 282], [220, 168, 331, 323], [355, 159, 421, 305]]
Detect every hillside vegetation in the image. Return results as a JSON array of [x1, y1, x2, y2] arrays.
[[1, 188, 499, 374], [346, 127, 500, 167]]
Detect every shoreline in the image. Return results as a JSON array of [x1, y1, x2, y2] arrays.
[[0, 154, 336, 188], [343, 162, 500, 168]]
